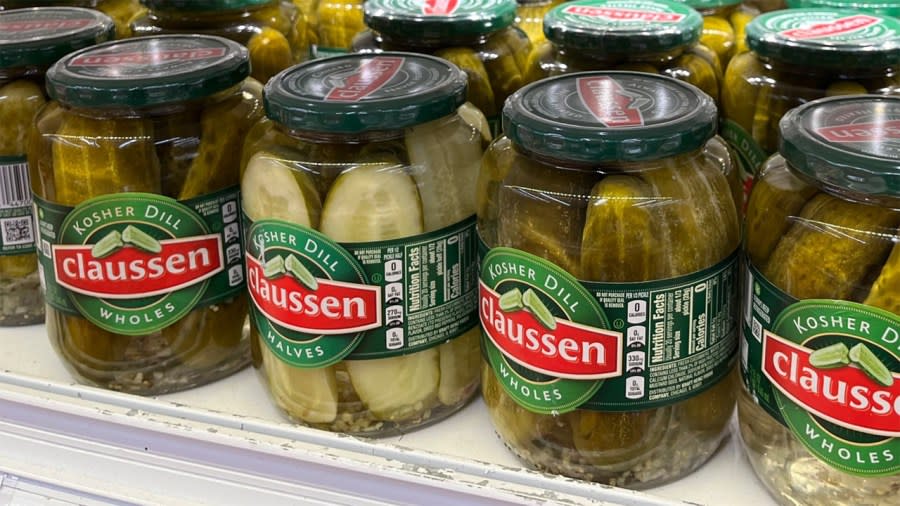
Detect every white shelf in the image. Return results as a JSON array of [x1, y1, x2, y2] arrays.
[[0, 324, 777, 505]]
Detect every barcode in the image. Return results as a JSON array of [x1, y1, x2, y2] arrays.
[[0, 162, 32, 209], [1, 216, 33, 246]]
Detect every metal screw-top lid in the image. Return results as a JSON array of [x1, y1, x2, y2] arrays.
[[142, 0, 273, 11], [503, 71, 716, 163], [673, 0, 742, 10], [786, 0, 900, 17], [0, 7, 115, 69], [47, 35, 250, 108], [364, 0, 518, 43], [264, 52, 468, 133], [746, 8, 900, 68], [780, 95, 900, 198], [543, 0, 703, 54]]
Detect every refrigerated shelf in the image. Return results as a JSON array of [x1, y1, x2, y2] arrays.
[[0, 325, 776, 505]]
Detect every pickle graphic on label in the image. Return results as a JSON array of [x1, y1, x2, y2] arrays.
[[499, 288, 523, 312], [121, 225, 161, 254], [263, 255, 286, 279], [91, 230, 124, 259], [522, 288, 556, 330], [285, 254, 317, 290], [808, 342, 850, 369], [849, 343, 894, 387]]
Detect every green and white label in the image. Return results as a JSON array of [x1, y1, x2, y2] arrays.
[[758, 10, 900, 44], [0, 157, 36, 256], [246, 216, 478, 367], [480, 246, 739, 414], [35, 189, 245, 335], [742, 264, 900, 476]]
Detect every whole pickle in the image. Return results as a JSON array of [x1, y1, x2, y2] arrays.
[[864, 237, 900, 314], [434, 48, 499, 119]]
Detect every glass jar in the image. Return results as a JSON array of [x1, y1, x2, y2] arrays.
[[743, 0, 783, 11], [721, 8, 900, 212], [532, 0, 723, 104], [352, 0, 533, 134], [0, 8, 114, 326], [0, 0, 144, 37], [515, 0, 564, 44], [674, 0, 756, 66], [786, 0, 900, 16], [740, 95, 900, 506], [310, 0, 365, 58], [477, 71, 740, 487], [130, 0, 309, 84], [241, 53, 486, 435], [29, 35, 262, 394]]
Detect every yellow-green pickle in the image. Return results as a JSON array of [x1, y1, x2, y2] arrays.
[[740, 95, 900, 505], [30, 35, 262, 394], [130, 0, 310, 84], [786, 0, 900, 16], [673, 0, 756, 66], [351, 0, 534, 134], [515, 0, 564, 44], [0, 8, 114, 326], [477, 71, 740, 487], [0, 0, 145, 37], [721, 8, 900, 211], [241, 53, 487, 435], [532, 0, 724, 104], [309, 0, 365, 58]]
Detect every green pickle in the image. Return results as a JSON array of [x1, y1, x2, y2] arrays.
[[0, 8, 113, 326], [241, 54, 486, 434], [0, 0, 145, 37], [739, 96, 900, 506], [535, 0, 723, 103], [31, 35, 261, 394], [478, 72, 739, 487], [721, 9, 900, 209], [514, 0, 563, 44]]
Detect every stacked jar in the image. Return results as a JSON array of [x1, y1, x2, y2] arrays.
[[740, 95, 900, 506], [241, 53, 486, 435], [786, 0, 900, 16], [515, 0, 565, 44], [352, 0, 533, 134], [130, 0, 310, 83], [309, 0, 365, 58], [0, 7, 114, 326], [0, 0, 144, 37], [29, 35, 262, 394], [721, 8, 900, 209], [674, 0, 756, 66], [477, 71, 740, 487], [532, 0, 723, 104]]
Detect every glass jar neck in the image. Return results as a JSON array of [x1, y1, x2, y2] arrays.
[[0, 66, 44, 84], [376, 30, 491, 50], [510, 138, 707, 173], [759, 55, 897, 80], [148, 2, 275, 25], [275, 123, 406, 144], [554, 45, 686, 67]]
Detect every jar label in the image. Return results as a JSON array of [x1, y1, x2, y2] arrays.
[[423, 0, 460, 15], [759, 10, 900, 45], [245, 216, 478, 367], [720, 119, 767, 213], [781, 14, 881, 40], [480, 246, 739, 413], [324, 56, 405, 102], [34, 189, 245, 335], [0, 157, 36, 256], [742, 264, 900, 477], [577, 76, 645, 127], [564, 5, 685, 23]]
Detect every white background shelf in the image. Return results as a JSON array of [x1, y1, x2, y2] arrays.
[[0, 324, 777, 505]]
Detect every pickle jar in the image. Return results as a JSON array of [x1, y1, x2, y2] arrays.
[[0, 0, 144, 37], [241, 53, 486, 435], [740, 95, 900, 506], [673, 0, 756, 65], [130, 0, 309, 84], [30, 35, 263, 394], [533, 0, 724, 104], [722, 8, 900, 209], [787, 0, 900, 16], [353, 0, 533, 134], [0, 8, 114, 326], [515, 0, 564, 44], [309, 0, 365, 59], [477, 71, 740, 487], [742, 0, 783, 12]]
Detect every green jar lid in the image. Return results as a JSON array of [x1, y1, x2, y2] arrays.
[[141, 0, 273, 11], [503, 71, 716, 163], [0, 7, 115, 69], [47, 35, 250, 108], [786, 0, 900, 17], [544, 0, 703, 54], [780, 95, 900, 198], [746, 9, 900, 68], [264, 52, 468, 133], [673, 0, 741, 10], [364, 0, 518, 43]]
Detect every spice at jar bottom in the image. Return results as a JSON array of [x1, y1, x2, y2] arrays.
[[478, 71, 740, 487]]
